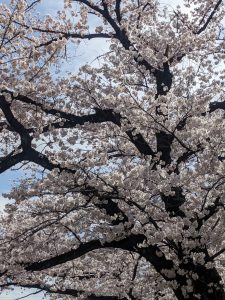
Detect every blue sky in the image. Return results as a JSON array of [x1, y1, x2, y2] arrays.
[[0, 170, 21, 211]]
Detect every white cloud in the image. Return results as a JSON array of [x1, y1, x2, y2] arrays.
[[0, 195, 10, 213]]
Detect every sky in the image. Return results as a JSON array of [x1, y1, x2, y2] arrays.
[[0, 0, 184, 299]]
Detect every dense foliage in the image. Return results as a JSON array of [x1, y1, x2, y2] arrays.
[[0, 0, 225, 299]]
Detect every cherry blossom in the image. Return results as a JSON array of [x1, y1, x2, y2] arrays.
[[0, 0, 225, 299]]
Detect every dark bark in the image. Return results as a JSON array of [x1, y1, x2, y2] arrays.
[[155, 62, 173, 97], [161, 187, 185, 217], [156, 131, 173, 165], [175, 265, 225, 300]]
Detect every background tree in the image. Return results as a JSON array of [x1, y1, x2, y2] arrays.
[[0, 0, 225, 299]]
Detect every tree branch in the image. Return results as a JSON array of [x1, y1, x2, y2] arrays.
[[195, 0, 222, 34], [24, 234, 145, 271]]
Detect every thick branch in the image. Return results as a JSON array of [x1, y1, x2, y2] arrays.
[[0, 151, 26, 174], [0, 96, 32, 148], [0, 282, 123, 300], [25, 234, 145, 271], [8, 92, 155, 156], [24, 232, 178, 285], [209, 100, 225, 113], [115, 0, 122, 23]]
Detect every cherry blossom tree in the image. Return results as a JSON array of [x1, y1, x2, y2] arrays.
[[0, 0, 225, 299]]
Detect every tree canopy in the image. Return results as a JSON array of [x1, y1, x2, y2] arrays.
[[0, 0, 225, 299]]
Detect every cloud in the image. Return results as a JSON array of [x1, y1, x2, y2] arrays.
[[36, 0, 64, 16], [0, 195, 10, 213]]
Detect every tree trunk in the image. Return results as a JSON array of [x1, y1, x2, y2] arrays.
[[174, 266, 225, 300]]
